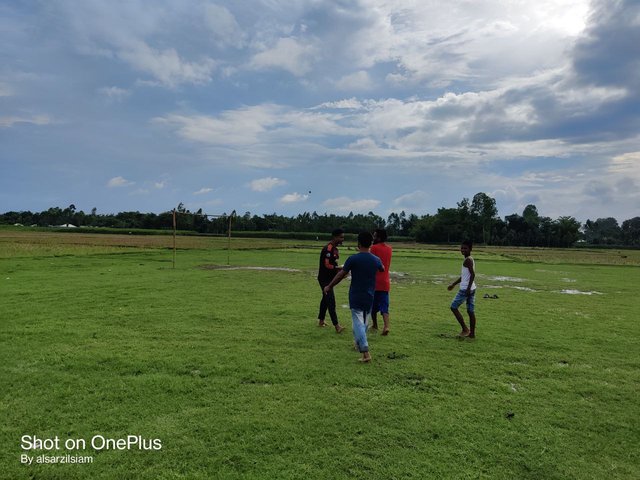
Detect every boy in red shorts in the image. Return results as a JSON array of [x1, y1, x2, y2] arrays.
[[370, 228, 392, 335]]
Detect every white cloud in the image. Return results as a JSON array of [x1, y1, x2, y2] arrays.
[[56, 2, 217, 88], [344, 0, 591, 88], [203, 4, 244, 48], [0, 115, 51, 128], [154, 105, 283, 146], [118, 41, 216, 87], [610, 152, 640, 177], [107, 176, 135, 188], [314, 98, 364, 110], [335, 71, 373, 91], [393, 190, 428, 208], [250, 177, 287, 192], [154, 181, 167, 189], [193, 187, 213, 195], [98, 86, 130, 101], [280, 192, 309, 203], [0, 83, 13, 96], [154, 104, 351, 163], [155, 63, 632, 173], [250, 37, 317, 76], [322, 197, 380, 213]]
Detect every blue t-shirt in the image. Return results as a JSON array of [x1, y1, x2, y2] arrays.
[[342, 252, 384, 312]]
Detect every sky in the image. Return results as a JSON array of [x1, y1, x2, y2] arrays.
[[1, 0, 639, 222]]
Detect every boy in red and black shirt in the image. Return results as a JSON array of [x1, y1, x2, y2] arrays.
[[317, 229, 345, 332]]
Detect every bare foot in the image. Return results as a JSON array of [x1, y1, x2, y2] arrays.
[[381, 329, 389, 336], [359, 353, 372, 363], [318, 321, 327, 327], [458, 329, 470, 338], [335, 325, 345, 333]]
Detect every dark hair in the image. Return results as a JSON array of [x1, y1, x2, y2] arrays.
[[358, 231, 373, 248], [374, 228, 388, 242], [331, 228, 344, 237], [462, 239, 473, 249]]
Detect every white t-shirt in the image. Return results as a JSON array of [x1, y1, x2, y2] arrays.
[[460, 256, 476, 291]]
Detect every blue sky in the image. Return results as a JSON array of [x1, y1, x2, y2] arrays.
[[1, 0, 639, 221]]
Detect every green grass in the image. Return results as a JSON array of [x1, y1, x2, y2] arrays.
[[1, 233, 639, 479]]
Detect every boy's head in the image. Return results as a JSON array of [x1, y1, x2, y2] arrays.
[[331, 228, 345, 245], [373, 228, 387, 243], [358, 231, 373, 249], [461, 239, 473, 257]]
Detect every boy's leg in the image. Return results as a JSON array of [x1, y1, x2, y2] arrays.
[[325, 288, 344, 332], [382, 313, 390, 335], [351, 309, 371, 362], [318, 282, 328, 326], [468, 313, 476, 338], [379, 292, 390, 335], [371, 292, 380, 330], [450, 307, 470, 336], [450, 291, 470, 336], [466, 290, 476, 338]]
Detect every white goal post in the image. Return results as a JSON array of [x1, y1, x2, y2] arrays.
[[171, 209, 237, 269]]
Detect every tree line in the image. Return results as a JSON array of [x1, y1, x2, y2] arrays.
[[2, 194, 639, 247]]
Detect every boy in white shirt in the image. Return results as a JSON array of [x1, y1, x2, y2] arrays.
[[447, 240, 477, 338]]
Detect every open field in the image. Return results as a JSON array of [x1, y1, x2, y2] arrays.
[[1, 230, 639, 479]]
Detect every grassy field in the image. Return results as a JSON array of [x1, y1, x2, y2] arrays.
[[1, 230, 639, 479]]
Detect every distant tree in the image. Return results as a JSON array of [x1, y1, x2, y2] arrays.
[[583, 217, 622, 245], [553, 216, 582, 247], [504, 213, 527, 246], [470, 192, 498, 244], [412, 214, 438, 242], [386, 212, 401, 236], [456, 198, 472, 240], [539, 216, 554, 247], [40, 207, 63, 226], [401, 212, 417, 237], [521, 204, 541, 245], [7, 203, 637, 248], [621, 217, 640, 246]]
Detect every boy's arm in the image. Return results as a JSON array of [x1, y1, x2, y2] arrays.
[[324, 245, 341, 271], [447, 276, 461, 291], [464, 258, 475, 295], [324, 269, 348, 294]]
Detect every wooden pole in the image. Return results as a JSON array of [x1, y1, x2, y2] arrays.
[[227, 210, 235, 266], [172, 209, 177, 269]]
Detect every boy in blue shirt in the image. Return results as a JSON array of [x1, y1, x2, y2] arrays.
[[324, 232, 384, 362]]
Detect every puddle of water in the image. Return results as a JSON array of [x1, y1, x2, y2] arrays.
[[484, 285, 538, 292], [558, 289, 603, 295], [485, 275, 526, 282], [201, 265, 301, 272]]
